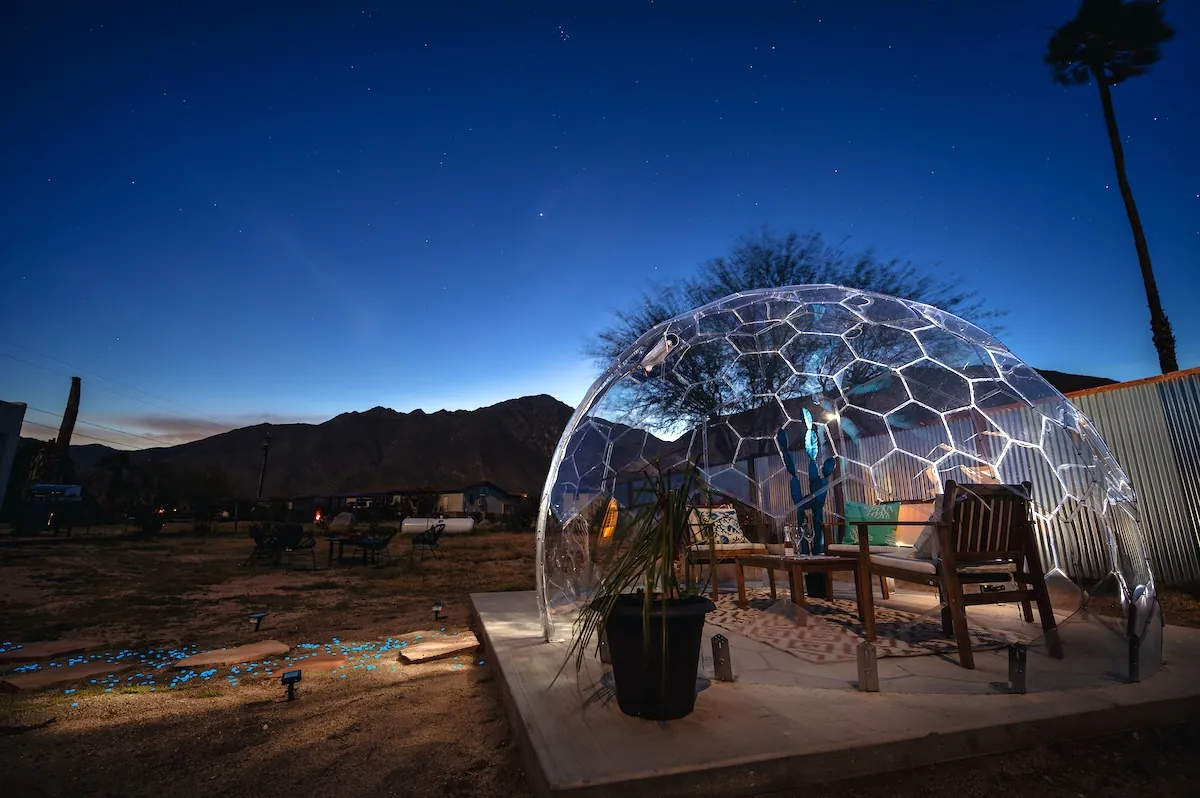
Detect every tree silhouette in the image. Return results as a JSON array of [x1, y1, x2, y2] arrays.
[[1046, 0, 1178, 374], [586, 229, 1002, 432]]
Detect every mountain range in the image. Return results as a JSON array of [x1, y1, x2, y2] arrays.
[[52, 394, 575, 499], [22, 369, 1115, 501]]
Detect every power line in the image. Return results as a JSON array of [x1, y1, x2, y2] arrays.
[[3, 339, 227, 422], [23, 405, 169, 448], [0, 340, 231, 426], [2, 350, 184, 418], [20, 418, 138, 450], [1, 347, 232, 429], [0, 350, 64, 378]]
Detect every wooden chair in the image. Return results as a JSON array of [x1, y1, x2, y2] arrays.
[[684, 504, 769, 598], [818, 514, 899, 600], [858, 481, 1063, 669]]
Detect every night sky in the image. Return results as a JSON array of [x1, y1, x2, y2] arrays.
[[3, 1, 1197, 449]]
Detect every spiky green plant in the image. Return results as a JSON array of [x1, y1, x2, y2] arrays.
[[561, 461, 711, 678]]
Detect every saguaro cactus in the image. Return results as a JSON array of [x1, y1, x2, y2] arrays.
[[776, 407, 837, 555]]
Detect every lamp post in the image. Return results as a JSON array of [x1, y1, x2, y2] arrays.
[[257, 431, 271, 501]]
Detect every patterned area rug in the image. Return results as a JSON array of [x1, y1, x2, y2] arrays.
[[706, 588, 1024, 664]]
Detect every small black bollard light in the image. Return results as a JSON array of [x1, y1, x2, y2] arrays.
[[432, 601, 446, 622], [249, 612, 268, 631], [281, 669, 302, 701]]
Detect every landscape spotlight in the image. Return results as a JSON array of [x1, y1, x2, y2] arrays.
[[432, 601, 446, 622], [249, 612, 268, 631], [281, 669, 301, 700]]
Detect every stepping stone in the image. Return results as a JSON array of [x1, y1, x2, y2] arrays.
[[173, 641, 290, 669], [399, 632, 479, 664], [0, 661, 137, 693], [0, 640, 105, 663]]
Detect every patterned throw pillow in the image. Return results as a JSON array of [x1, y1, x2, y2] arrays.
[[843, 501, 901, 546], [912, 495, 945, 559], [896, 499, 938, 546], [690, 506, 751, 546]]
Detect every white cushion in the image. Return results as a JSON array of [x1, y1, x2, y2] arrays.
[[827, 543, 911, 555], [870, 551, 1018, 576], [958, 561, 1017, 575], [871, 552, 937, 574], [688, 542, 767, 553]]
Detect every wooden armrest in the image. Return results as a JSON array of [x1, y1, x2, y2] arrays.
[[823, 519, 946, 547]]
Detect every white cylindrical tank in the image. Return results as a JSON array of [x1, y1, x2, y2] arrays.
[[401, 517, 475, 535]]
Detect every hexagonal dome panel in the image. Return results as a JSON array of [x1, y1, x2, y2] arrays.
[[899, 359, 973, 412], [846, 324, 924, 367], [886, 401, 953, 461], [782, 333, 856, 378]]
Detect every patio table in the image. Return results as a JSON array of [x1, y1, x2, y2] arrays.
[[326, 535, 353, 566], [733, 553, 866, 619]]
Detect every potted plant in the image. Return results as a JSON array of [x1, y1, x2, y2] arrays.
[[563, 462, 716, 720]]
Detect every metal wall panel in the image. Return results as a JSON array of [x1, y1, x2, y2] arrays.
[[1072, 372, 1200, 587]]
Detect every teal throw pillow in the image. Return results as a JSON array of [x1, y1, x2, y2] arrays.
[[843, 501, 901, 546]]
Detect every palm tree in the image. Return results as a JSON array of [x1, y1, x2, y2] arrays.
[[1046, 0, 1178, 374]]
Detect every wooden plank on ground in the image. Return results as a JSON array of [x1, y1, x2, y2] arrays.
[[0, 640, 105, 663], [173, 640, 290, 669], [252, 653, 348, 677], [399, 632, 479, 664], [0, 661, 137, 693]]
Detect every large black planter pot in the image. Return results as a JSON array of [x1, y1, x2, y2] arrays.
[[602, 594, 716, 720]]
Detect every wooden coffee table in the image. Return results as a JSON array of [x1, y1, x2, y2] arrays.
[[733, 553, 865, 617]]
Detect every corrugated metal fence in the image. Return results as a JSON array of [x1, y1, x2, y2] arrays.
[[1068, 369, 1200, 587]]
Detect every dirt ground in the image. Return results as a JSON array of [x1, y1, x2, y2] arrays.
[[2, 525, 1199, 798]]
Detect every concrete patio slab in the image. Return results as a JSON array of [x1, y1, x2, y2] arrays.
[[470, 589, 1200, 798]]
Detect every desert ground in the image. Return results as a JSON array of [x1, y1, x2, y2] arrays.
[[2, 525, 1199, 798]]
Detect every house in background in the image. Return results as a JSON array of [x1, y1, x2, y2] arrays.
[[391, 481, 527, 520], [291, 481, 528, 521], [457, 481, 526, 519]]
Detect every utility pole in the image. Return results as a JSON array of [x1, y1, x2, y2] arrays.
[[257, 430, 271, 501]]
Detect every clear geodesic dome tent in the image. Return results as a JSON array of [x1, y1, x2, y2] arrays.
[[536, 285, 1161, 668]]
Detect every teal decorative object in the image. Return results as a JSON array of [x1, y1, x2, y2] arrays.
[[843, 501, 901, 546], [776, 408, 838, 556]]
